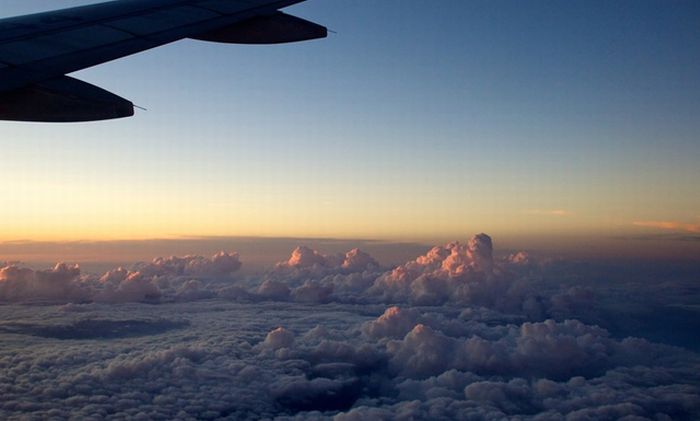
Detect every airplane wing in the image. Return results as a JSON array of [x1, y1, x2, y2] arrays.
[[0, 0, 326, 122]]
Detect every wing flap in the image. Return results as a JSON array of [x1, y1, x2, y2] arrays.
[[191, 12, 327, 45], [0, 75, 134, 122]]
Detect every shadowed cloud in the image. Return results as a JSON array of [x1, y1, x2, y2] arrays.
[[0, 319, 188, 340]]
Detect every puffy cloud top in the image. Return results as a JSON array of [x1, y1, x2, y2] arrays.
[[264, 327, 295, 350], [0, 262, 87, 303], [0, 252, 241, 304], [468, 233, 494, 274], [278, 247, 378, 273], [341, 249, 379, 272], [137, 251, 242, 278], [363, 307, 421, 339], [287, 246, 329, 268]]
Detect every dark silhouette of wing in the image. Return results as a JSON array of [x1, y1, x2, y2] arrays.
[[0, 0, 326, 122]]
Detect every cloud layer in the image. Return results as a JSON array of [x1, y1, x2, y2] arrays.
[[1, 234, 699, 419], [0, 300, 697, 420]]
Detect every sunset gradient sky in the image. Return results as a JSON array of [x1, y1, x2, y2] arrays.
[[3, 4, 700, 420], [1, 1, 699, 256]]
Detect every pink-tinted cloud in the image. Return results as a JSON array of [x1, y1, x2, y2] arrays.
[[0, 263, 88, 302], [0, 251, 242, 304], [633, 220, 700, 233]]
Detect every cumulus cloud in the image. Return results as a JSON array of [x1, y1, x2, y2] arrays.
[[94, 270, 162, 303], [362, 306, 421, 339], [277, 247, 379, 273], [244, 246, 384, 305], [292, 281, 334, 303], [274, 247, 378, 279], [135, 251, 243, 278], [365, 234, 557, 315], [285, 246, 330, 268], [257, 279, 292, 301], [0, 262, 88, 303], [263, 327, 295, 350], [0, 252, 242, 304]]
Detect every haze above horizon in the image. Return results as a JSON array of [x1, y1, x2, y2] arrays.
[[1, 0, 699, 259]]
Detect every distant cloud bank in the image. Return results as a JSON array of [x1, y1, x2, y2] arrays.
[[0, 234, 572, 316]]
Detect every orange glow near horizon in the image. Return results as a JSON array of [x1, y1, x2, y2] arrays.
[[633, 220, 700, 234], [1, 186, 698, 247]]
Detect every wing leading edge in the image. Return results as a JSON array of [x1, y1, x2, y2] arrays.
[[0, 0, 326, 122]]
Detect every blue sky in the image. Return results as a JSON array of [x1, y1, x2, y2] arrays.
[[1, 0, 699, 247]]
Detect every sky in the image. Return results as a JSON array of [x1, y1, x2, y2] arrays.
[[1, 4, 700, 418], [1, 0, 700, 259]]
